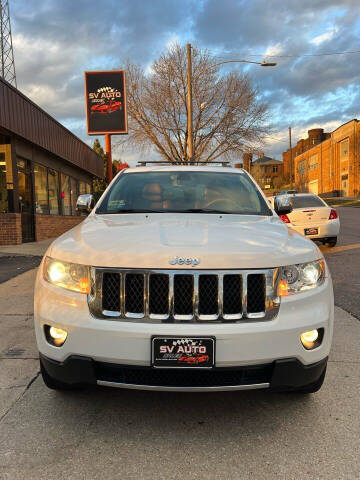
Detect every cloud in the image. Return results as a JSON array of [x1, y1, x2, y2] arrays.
[[310, 26, 339, 46], [8, 0, 360, 161]]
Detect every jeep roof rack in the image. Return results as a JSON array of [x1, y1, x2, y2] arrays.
[[136, 160, 231, 167]]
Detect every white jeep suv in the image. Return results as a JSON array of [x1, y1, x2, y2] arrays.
[[34, 166, 333, 393]]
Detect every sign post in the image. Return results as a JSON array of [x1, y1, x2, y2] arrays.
[[84, 70, 128, 183], [105, 133, 112, 183]]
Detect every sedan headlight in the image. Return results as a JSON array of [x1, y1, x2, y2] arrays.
[[44, 257, 90, 294], [278, 259, 326, 296]]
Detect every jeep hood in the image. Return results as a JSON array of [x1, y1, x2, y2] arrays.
[[49, 213, 322, 269]]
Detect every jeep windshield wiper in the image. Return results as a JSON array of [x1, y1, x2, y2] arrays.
[[180, 208, 238, 214], [99, 209, 166, 214], [99, 208, 249, 215]]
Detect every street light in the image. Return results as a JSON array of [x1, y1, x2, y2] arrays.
[[208, 59, 277, 68], [186, 43, 277, 160]]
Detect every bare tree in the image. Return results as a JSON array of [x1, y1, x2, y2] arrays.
[[117, 44, 269, 163]]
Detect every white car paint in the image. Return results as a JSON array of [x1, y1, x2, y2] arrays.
[[279, 193, 340, 243], [48, 212, 321, 269], [34, 166, 334, 392]]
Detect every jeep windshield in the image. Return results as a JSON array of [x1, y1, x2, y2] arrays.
[[96, 171, 272, 216]]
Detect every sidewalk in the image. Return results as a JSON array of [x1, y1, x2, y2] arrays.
[[0, 238, 55, 257], [324, 197, 360, 207]]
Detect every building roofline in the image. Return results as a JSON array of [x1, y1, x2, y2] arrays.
[[0, 76, 96, 156], [286, 118, 359, 159], [294, 137, 331, 159], [331, 118, 358, 134]]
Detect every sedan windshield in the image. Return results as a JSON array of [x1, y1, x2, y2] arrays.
[[290, 195, 326, 209], [96, 171, 272, 216]]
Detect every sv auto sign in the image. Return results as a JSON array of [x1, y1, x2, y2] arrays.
[[84, 70, 128, 135]]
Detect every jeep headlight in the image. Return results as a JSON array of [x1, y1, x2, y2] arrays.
[[278, 260, 326, 296], [44, 257, 90, 294]]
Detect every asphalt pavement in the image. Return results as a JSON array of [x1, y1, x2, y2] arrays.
[[0, 255, 41, 284], [0, 208, 359, 479], [320, 207, 360, 319]]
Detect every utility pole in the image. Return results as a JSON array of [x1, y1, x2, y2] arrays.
[[186, 43, 193, 162], [105, 134, 113, 184], [0, 0, 17, 87], [289, 127, 293, 188]]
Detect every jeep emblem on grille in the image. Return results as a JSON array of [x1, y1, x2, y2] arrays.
[[169, 256, 200, 267]]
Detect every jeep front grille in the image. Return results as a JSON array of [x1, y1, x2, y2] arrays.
[[88, 268, 280, 323]]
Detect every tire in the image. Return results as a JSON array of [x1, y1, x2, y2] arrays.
[[290, 366, 327, 394], [327, 237, 337, 247], [40, 361, 77, 391]]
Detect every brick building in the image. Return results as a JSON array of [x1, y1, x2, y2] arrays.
[[282, 120, 360, 197], [0, 77, 103, 245], [235, 153, 284, 189]]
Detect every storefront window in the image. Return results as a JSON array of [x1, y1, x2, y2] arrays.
[[61, 173, 71, 215], [79, 181, 91, 195], [48, 169, 59, 215], [70, 177, 78, 216], [34, 163, 49, 214]]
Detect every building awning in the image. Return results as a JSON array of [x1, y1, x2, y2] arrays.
[[0, 77, 103, 177]]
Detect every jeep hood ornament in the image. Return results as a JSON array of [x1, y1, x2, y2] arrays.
[[169, 256, 200, 267]]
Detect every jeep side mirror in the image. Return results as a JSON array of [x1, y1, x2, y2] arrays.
[[76, 194, 95, 214], [274, 195, 293, 216]]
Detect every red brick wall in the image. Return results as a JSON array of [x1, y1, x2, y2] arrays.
[[35, 214, 84, 241], [0, 213, 22, 245]]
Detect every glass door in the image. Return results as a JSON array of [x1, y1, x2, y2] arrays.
[[17, 159, 35, 242]]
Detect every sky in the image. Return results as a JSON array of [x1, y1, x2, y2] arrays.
[[9, 0, 360, 164]]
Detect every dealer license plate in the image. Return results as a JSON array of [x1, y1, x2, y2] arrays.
[[152, 337, 215, 368], [304, 227, 318, 235]]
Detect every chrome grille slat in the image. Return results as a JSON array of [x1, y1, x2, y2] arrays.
[[218, 274, 223, 319], [88, 268, 280, 323], [242, 272, 248, 317]]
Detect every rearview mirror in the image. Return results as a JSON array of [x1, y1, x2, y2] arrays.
[[274, 195, 293, 216], [76, 194, 95, 214]]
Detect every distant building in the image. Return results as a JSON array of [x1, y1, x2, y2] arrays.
[[282, 120, 360, 197], [235, 153, 284, 189]]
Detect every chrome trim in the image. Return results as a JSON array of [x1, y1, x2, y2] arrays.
[[102, 310, 121, 317], [223, 313, 242, 321], [125, 312, 144, 319], [169, 274, 174, 318], [150, 313, 169, 321], [218, 273, 223, 319], [88, 268, 280, 323], [144, 273, 150, 318], [97, 380, 270, 392], [247, 312, 266, 319], [242, 272, 248, 317], [193, 274, 199, 320]]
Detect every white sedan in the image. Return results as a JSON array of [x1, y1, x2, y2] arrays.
[[275, 193, 340, 247]]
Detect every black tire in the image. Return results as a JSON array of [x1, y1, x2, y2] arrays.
[[40, 361, 77, 391], [290, 366, 327, 394], [327, 237, 337, 247]]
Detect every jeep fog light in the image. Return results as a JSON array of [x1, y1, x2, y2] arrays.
[[45, 325, 68, 347], [300, 328, 324, 350]]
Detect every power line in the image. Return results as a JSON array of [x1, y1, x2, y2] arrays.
[[264, 135, 288, 143]]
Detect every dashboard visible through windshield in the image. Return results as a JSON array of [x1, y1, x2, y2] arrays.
[[96, 171, 272, 216]]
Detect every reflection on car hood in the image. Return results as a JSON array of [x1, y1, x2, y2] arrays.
[[49, 213, 322, 269]]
